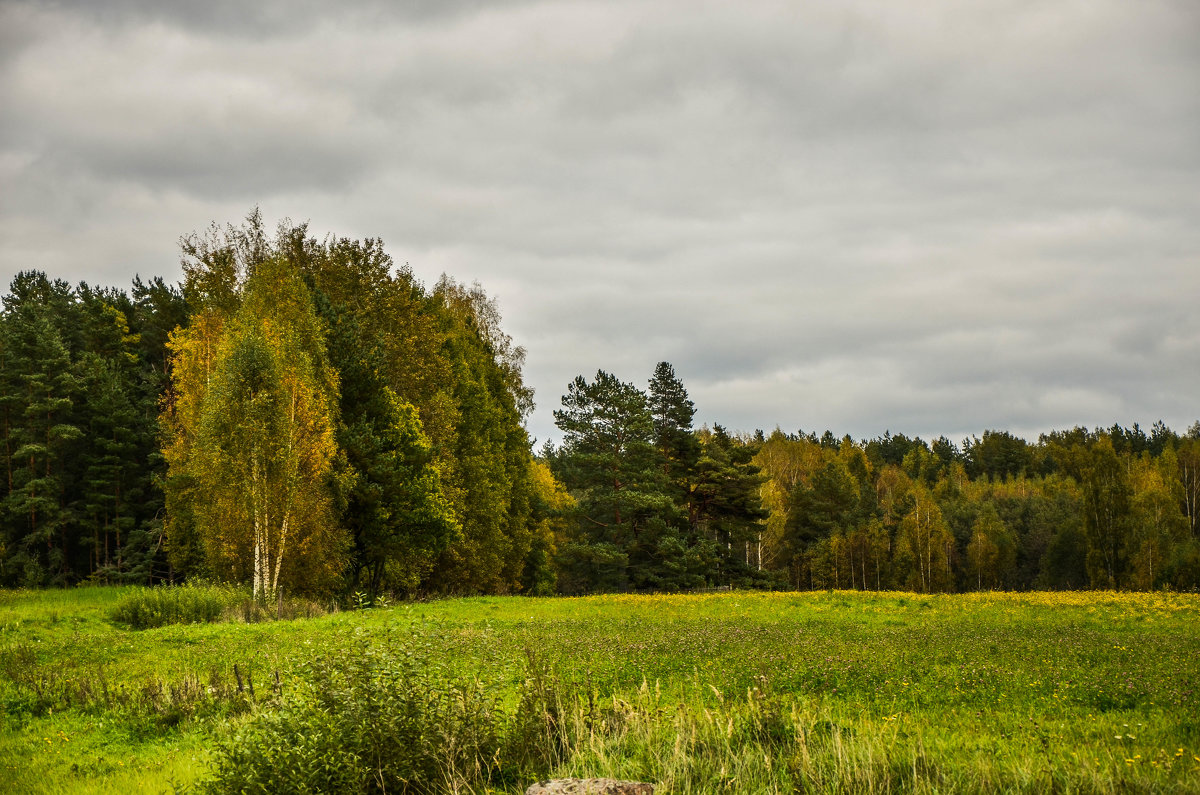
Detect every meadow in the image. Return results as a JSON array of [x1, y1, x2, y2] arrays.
[[1, 587, 1198, 793]]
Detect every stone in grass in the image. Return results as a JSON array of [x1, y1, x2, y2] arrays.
[[525, 778, 654, 795]]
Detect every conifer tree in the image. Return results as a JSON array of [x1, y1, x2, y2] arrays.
[[552, 370, 670, 591], [1, 294, 82, 585], [76, 356, 139, 580], [690, 425, 768, 585], [648, 361, 698, 490]]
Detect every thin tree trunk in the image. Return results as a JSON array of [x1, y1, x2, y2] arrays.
[[272, 512, 290, 597], [252, 455, 264, 601]]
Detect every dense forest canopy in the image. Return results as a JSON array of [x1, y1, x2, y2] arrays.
[[1, 213, 1196, 596]]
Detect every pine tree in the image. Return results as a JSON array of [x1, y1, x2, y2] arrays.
[[1, 294, 82, 586], [690, 425, 769, 586], [553, 370, 674, 591], [76, 355, 140, 580], [648, 362, 698, 491]]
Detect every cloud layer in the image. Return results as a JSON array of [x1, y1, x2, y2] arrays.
[[2, 0, 1198, 444]]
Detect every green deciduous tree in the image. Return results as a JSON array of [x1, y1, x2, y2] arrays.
[[965, 502, 1016, 590], [324, 301, 457, 598], [426, 277, 537, 594], [1082, 436, 1131, 589], [1127, 451, 1188, 589]]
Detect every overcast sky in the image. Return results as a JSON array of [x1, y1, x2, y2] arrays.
[[2, 0, 1197, 446]]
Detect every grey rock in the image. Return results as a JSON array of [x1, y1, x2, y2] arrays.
[[525, 778, 654, 795]]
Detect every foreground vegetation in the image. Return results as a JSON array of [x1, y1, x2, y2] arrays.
[[2, 587, 1198, 793]]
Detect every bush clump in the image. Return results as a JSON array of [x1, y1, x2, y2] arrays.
[[110, 584, 330, 629], [109, 583, 243, 629], [203, 629, 565, 794]]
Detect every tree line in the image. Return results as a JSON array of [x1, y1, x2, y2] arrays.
[[0, 213, 548, 598], [541, 371, 1199, 593], [750, 424, 1199, 592], [0, 270, 185, 586], [1, 213, 1196, 595]]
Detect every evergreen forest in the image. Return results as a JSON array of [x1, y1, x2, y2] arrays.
[[2, 213, 1197, 597]]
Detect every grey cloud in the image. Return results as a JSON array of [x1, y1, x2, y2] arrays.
[[26, 0, 545, 37], [2, 0, 1198, 447]]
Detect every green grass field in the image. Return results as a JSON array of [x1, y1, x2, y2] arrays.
[[1, 588, 1198, 793]]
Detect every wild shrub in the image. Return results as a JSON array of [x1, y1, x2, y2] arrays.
[[109, 582, 242, 629], [109, 583, 328, 629], [203, 630, 566, 794]]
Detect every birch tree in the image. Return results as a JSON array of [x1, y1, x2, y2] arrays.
[[171, 257, 343, 599], [895, 488, 954, 593]]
